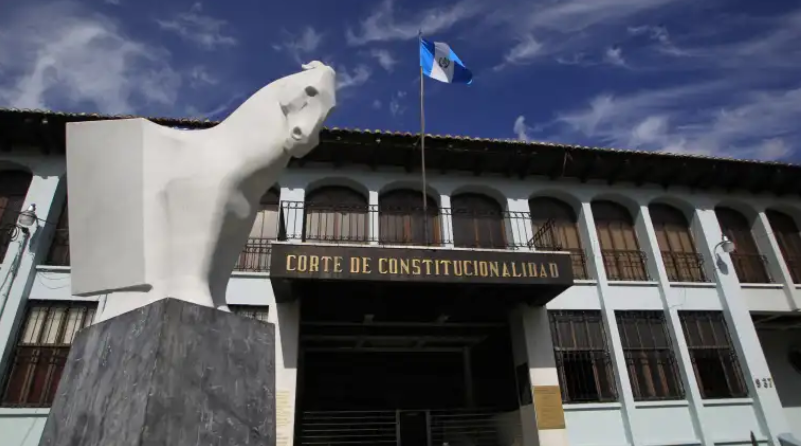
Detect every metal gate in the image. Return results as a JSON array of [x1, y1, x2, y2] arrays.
[[297, 409, 520, 446]]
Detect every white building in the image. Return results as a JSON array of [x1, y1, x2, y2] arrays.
[[0, 109, 799, 446]]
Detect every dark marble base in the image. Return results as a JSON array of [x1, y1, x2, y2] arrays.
[[38, 298, 276, 446]]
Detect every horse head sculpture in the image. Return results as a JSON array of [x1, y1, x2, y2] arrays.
[[66, 62, 337, 321]]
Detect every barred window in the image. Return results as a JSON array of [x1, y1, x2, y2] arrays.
[[679, 312, 747, 399], [616, 311, 684, 401], [231, 305, 270, 323], [592, 201, 649, 281], [2, 301, 96, 407], [0, 170, 33, 261], [549, 310, 617, 403]]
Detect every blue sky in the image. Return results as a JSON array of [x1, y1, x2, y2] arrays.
[[0, 0, 799, 162]]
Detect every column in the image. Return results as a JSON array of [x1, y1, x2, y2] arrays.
[[635, 205, 713, 446], [368, 190, 379, 246], [509, 305, 569, 446], [273, 299, 301, 446], [0, 170, 63, 374], [280, 187, 305, 243], [752, 212, 800, 310], [577, 201, 640, 446], [694, 208, 789, 446], [507, 198, 533, 250], [440, 194, 455, 248]]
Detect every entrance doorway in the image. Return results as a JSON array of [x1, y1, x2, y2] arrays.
[[294, 281, 523, 446]]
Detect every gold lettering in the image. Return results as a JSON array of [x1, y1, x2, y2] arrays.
[[502, 263, 511, 277], [423, 259, 433, 275], [490, 262, 500, 277], [362, 257, 371, 274], [334, 256, 343, 273], [462, 261, 472, 276], [322, 256, 332, 272], [434, 260, 441, 275], [298, 255, 308, 272], [528, 262, 538, 277], [479, 261, 489, 277], [549, 263, 559, 278], [287, 255, 297, 271], [379, 258, 388, 274], [520, 261, 528, 277], [309, 255, 320, 272], [350, 257, 359, 273], [412, 259, 421, 275], [473, 261, 479, 277], [400, 259, 410, 275], [388, 258, 398, 274], [441, 260, 452, 275], [539, 264, 548, 278], [511, 262, 522, 278], [453, 261, 463, 276]]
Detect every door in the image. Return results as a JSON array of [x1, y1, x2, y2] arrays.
[[399, 410, 429, 446]]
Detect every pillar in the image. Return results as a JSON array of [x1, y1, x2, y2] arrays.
[[509, 304, 569, 446], [273, 299, 301, 446], [507, 198, 533, 250], [368, 190, 379, 246], [280, 187, 305, 243], [694, 208, 790, 445], [440, 194, 455, 248]]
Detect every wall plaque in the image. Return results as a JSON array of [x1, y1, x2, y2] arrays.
[[532, 385, 566, 430], [270, 243, 574, 286]]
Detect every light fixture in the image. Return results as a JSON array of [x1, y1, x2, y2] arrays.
[[717, 235, 735, 254], [17, 204, 37, 229]]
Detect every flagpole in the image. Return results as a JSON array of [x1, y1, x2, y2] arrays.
[[419, 32, 428, 238]]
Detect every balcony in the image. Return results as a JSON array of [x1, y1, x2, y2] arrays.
[[601, 250, 650, 281], [661, 251, 708, 283], [730, 253, 772, 284]]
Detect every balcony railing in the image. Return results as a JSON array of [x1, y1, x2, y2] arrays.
[[602, 250, 650, 281], [661, 251, 708, 283], [784, 256, 801, 284], [730, 253, 772, 284], [234, 239, 272, 273]]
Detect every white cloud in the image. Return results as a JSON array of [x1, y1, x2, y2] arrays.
[[370, 49, 398, 72], [372, 99, 382, 109], [0, 2, 180, 114], [336, 65, 372, 91], [273, 27, 323, 64], [513, 116, 531, 141], [604, 47, 626, 66], [156, 2, 236, 50], [495, 35, 543, 70], [549, 82, 801, 161], [389, 90, 407, 116], [189, 65, 217, 87], [347, 0, 481, 45], [104, 0, 121, 5]]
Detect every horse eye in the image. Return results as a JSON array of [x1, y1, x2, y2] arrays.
[[305, 86, 319, 97]]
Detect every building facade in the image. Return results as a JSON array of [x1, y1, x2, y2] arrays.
[[0, 109, 799, 446]]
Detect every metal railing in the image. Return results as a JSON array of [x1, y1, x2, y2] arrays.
[[234, 239, 272, 273], [601, 250, 650, 281], [430, 409, 520, 446], [298, 410, 398, 446], [730, 253, 772, 284], [783, 256, 801, 284], [661, 251, 708, 282]]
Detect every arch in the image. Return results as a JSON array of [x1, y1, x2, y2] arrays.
[[590, 192, 640, 219], [379, 189, 440, 246], [379, 181, 442, 207], [715, 206, 770, 283], [304, 186, 369, 243], [649, 203, 706, 282], [529, 189, 582, 214], [250, 187, 281, 239], [451, 192, 507, 249], [591, 200, 647, 281], [450, 184, 507, 211], [0, 170, 33, 261], [305, 177, 370, 200], [649, 195, 696, 223], [529, 196, 588, 279], [766, 208, 801, 283]]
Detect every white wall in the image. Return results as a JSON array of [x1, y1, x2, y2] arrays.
[[758, 329, 801, 440]]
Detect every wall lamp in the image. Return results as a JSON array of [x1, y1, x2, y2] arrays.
[[715, 235, 736, 254], [3, 204, 37, 238]]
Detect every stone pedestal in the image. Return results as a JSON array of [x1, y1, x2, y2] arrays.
[[38, 298, 276, 446]]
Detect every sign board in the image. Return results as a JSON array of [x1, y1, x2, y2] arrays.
[[270, 243, 574, 286], [532, 385, 566, 430]]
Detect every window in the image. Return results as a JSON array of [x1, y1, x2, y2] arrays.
[[593, 201, 649, 281], [379, 189, 440, 246], [530, 197, 588, 279], [0, 170, 33, 261], [549, 310, 617, 403], [650, 204, 707, 282], [304, 186, 369, 243], [679, 312, 747, 399], [45, 198, 70, 266], [766, 210, 801, 283], [235, 188, 281, 272], [231, 306, 270, 323], [716, 207, 771, 283], [616, 311, 683, 401], [451, 193, 507, 249], [2, 302, 96, 407]]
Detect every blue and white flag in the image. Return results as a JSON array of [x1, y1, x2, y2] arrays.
[[419, 37, 473, 84]]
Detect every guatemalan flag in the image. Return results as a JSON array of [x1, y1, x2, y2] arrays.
[[419, 37, 473, 84]]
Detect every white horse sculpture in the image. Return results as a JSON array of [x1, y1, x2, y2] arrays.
[[66, 62, 337, 321]]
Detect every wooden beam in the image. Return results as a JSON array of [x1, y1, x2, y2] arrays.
[[578, 156, 600, 183], [606, 158, 630, 185], [518, 155, 534, 179]]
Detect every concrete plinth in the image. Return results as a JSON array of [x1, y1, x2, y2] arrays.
[[37, 298, 276, 446]]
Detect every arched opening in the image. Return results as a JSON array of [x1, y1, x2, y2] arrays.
[[45, 196, 70, 266], [235, 187, 281, 272], [650, 203, 707, 282], [529, 197, 587, 279], [766, 209, 801, 283], [304, 186, 369, 243], [0, 170, 33, 261], [451, 193, 507, 249], [715, 207, 771, 283], [379, 189, 440, 246], [592, 200, 648, 281]]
